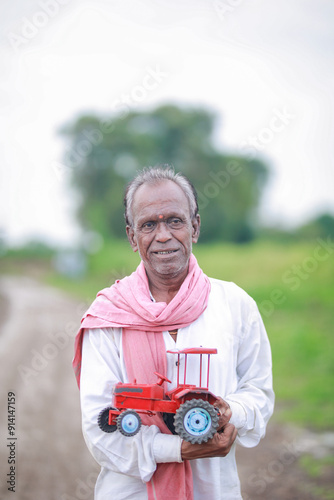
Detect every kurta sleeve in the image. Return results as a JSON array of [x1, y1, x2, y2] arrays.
[[225, 300, 275, 448], [79, 328, 182, 483]]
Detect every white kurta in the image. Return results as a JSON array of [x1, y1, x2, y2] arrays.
[[80, 278, 274, 500]]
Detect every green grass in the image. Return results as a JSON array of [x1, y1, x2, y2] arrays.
[[195, 240, 334, 429], [299, 454, 334, 478], [298, 455, 334, 499], [4, 238, 334, 430], [47, 239, 141, 302]]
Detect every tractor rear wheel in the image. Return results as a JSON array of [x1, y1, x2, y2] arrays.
[[174, 399, 219, 444], [98, 407, 117, 433], [117, 410, 142, 437]]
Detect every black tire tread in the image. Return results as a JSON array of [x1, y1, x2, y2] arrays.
[[98, 407, 118, 433]]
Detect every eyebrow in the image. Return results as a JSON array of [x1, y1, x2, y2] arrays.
[[137, 213, 187, 225], [136, 209, 187, 222]]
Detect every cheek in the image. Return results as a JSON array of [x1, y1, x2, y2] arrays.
[[178, 232, 193, 251], [137, 236, 151, 255]]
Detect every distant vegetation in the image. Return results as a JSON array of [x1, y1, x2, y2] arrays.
[[58, 104, 268, 243], [259, 213, 334, 242], [55, 103, 334, 246]]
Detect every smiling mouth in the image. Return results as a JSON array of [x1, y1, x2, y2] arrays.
[[154, 250, 178, 255]]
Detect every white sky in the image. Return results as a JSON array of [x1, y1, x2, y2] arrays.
[[1, 0, 333, 246]]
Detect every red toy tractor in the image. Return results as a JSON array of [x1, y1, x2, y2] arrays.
[[98, 347, 220, 444]]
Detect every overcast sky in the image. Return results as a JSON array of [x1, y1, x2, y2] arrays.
[[1, 0, 333, 246]]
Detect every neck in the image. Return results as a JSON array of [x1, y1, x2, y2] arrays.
[[147, 268, 188, 304]]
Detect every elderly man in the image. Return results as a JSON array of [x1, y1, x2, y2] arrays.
[[73, 166, 274, 500]]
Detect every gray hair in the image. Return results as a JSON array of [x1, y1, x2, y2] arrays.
[[124, 165, 199, 226]]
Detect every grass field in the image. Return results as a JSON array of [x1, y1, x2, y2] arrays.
[[11, 237, 334, 430], [194, 240, 334, 429]]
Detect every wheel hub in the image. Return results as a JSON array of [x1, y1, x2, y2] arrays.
[[121, 414, 139, 434], [184, 408, 211, 436]]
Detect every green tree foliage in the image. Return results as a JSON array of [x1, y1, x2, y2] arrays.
[[294, 213, 334, 240], [259, 213, 334, 242], [59, 104, 269, 242]]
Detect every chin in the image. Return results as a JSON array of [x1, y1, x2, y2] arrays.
[[154, 259, 188, 278], [140, 250, 191, 278]]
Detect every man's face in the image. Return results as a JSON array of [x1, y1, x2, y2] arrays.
[[126, 180, 200, 281]]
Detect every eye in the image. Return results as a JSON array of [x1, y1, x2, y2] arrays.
[[167, 218, 184, 229], [141, 221, 156, 232]]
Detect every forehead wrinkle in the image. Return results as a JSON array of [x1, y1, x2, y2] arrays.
[[135, 205, 188, 226], [132, 185, 190, 225], [133, 180, 190, 213]]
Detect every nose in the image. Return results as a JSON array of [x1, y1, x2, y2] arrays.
[[155, 221, 172, 242]]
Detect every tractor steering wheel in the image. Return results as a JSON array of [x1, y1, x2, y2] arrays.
[[154, 372, 172, 386]]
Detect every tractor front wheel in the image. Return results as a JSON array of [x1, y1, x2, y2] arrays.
[[174, 399, 219, 444], [117, 410, 142, 437]]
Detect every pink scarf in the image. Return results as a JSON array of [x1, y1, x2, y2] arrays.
[[73, 254, 211, 500]]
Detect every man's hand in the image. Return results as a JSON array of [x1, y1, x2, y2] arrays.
[[181, 423, 237, 460], [213, 397, 232, 431]]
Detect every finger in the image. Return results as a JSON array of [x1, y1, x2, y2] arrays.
[[222, 422, 236, 437], [217, 408, 232, 430], [214, 398, 230, 413], [213, 397, 225, 409], [223, 407, 232, 418], [225, 423, 238, 443], [216, 424, 237, 455]]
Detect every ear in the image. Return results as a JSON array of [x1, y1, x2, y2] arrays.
[[126, 225, 138, 252], [192, 214, 201, 244]]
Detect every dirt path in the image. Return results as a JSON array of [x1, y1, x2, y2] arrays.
[[0, 275, 99, 500], [0, 275, 333, 500]]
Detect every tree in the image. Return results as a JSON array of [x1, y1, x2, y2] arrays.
[[294, 213, 334, 240], [59, 104, 269, 242]]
